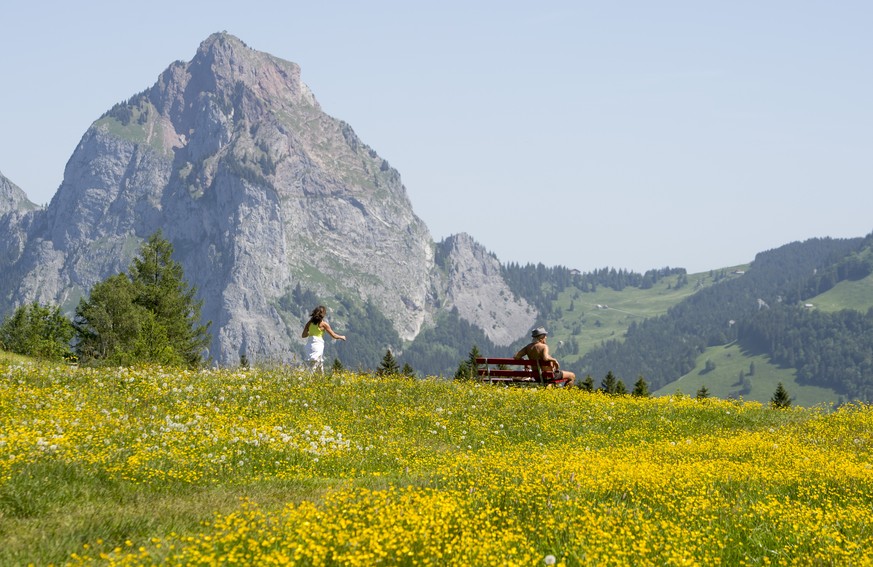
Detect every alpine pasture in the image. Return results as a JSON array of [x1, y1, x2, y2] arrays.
[[1, 360, 871, 566]]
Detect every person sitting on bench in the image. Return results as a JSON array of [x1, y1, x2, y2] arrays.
[[514, 327, 576, 385]]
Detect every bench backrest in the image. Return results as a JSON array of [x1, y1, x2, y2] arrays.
[[475, 357, 556, 382]]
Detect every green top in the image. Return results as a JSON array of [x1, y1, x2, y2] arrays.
[[308, 322, 324, 338]]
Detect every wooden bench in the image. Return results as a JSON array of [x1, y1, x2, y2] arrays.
[[475, 357, 572, 387]]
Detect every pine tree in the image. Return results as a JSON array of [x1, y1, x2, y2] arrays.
[[466, 345, 482, 373], [615, 379, 627, 395], [454, 345, 481, 381], [696, 385, 710, 400], [770, 382, 792, 409], [74, 232, 211, 367], [75, 273, 147, 364], [601, 371, 618, 394], [331, 357, 345, 373], [129, 231, 211, 366], [377, 349, 400, 376], [402, 362, 415, 378], [581, 374, 595, 392], [0, 302, 75, 361], [632, 376, 650, 397], [454, 361, 472, 381]]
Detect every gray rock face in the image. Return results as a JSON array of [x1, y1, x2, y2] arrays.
[[0, 173, 41, 290], [0, 171, 37, 216], [434, 233, 536, 346], [0, 33, 536, 363]]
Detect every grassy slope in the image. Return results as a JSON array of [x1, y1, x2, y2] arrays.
[[807, 271, 873, 313], [654, 343, 840, 407], [546, 267, 748, 365], [2, 364, 871, 565], [0, 350, 32, 364], [542, 264, 872, 407], [652, 273, 873, 407]]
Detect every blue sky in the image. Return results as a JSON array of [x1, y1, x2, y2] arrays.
[[2, 1, 871, 273]]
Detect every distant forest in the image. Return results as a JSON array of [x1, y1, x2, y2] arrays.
[[281, 234, 873, 401], [501, 263, 687, 317], [578, 235, 873, 400], [739, 306, 873, 400]]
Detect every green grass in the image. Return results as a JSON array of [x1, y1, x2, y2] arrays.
[[0, 461, 332, 564], [2, 363, 871, 565], [548, 267, 748, 364], [656, 342, 840, 407], [543, 264, 866, 407], [807, 271, 873, 313], [0, 350, 32, 364]]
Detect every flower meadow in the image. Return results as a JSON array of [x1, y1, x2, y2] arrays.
[[1, 362, 871, 566]]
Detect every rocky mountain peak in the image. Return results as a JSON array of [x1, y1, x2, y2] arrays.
[[151, 32, 317, 131], [193, 33, 299, 97], [0, 33, 539, 370], [437, 233, 536, 346], [0, 171, 37, 215]]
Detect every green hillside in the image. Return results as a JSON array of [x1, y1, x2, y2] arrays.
[[596, 265, 870, 408], [807, 271, 873, 313], [655, 342, 840, 407], [3, 364, 872, 565], [0, 349, 31, 364], [545, 267, 748, 365], [571, 236, 873, 406], [533, 259, 867, 408]]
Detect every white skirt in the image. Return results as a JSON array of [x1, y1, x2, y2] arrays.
[[306, 336, 325, 367]]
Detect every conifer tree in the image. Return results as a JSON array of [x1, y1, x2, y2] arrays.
[[696, 385, 710, 400], [129, 231, 210, 366], [75, 273, 148, 364], [600, 370, 618, 394], [454, 360, 471, 381], [632, 376, 650, 397], [377, 349, 400, 376], [402, 362, 415, 378], [454, 345, 481, 381], [770, 382, 792, 409], [74, 232, 210, 367], [466, 345, 482, 373], [615, 379, 627, 395], [331, 357, 345, 373], [580, 374, 595, 392], [0, 302, 75, 361]]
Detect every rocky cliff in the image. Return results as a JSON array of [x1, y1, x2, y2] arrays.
[[0, 33, 535, 368], [0, 171, 38, 216], [435, 233, 536, 346]]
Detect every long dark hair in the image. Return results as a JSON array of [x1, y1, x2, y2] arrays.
[[308, 305, 326, 326]]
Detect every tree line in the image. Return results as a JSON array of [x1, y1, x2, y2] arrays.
[[739, 306, 873, 400], [579, 235, 873, 398], [501, 262, 687, 317], [6, 230, 871, 394], [1, 232, 209, 367]]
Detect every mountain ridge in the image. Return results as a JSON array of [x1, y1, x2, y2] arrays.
[[2, 33, 871, 398], [0, 33, 533, 366]]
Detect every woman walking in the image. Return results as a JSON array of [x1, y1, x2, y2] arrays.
[[301, 305, 346, 373]]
